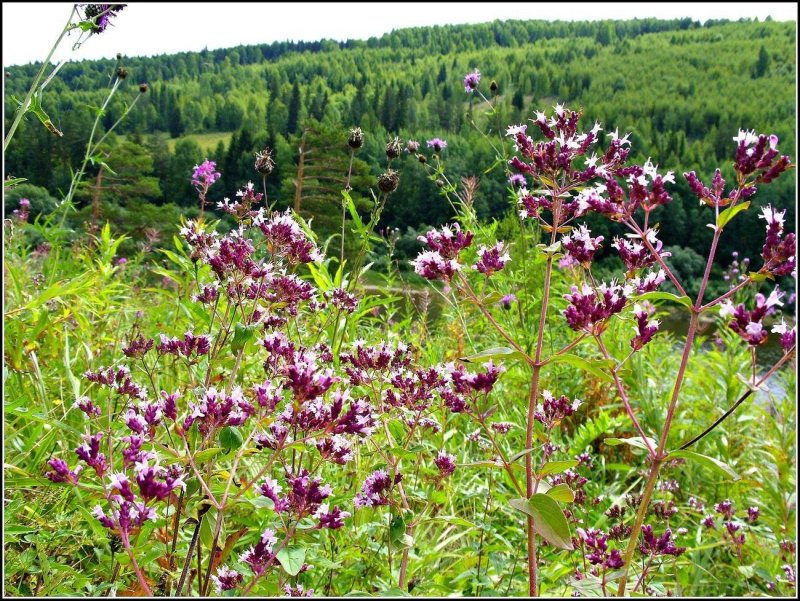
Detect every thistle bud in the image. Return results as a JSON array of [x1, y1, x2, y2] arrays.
[[378, 170, 400, 194], [416, 153, 427, 164], [139, 83, 149, 94], [116, 67, 128, 80], [254, 147, 275, 176], [385, 137, 402, 159], [348, 127, 364, 150], [490, 80, 498, 93]]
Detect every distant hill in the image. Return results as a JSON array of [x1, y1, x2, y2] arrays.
[[4, 17, 796, 269]]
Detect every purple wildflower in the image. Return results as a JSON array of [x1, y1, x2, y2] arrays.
[[639, 525, 686, 557], [354, 469, 396, 509], [45, 458, 82, 484], [631, 303, 660, 350], [473, 242, 511, 276], [191, 159, 221, 189], [463, 68, 481, 92], [240, 529, 278, 576], [427, 138, 448, 152], [211, 565, 243, 593], [434, 450, 457, 477], [315, 503, 351, 529]]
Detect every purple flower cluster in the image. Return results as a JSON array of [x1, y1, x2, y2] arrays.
[[563, 282, 628, 334], [560, 225, 604, 268], [434, 450, 457, 477], [612, 229, 671, 273], [13, 198, 30, 222], [631, 304, 660, 350], [412, 223, 474, 281], [719, 288, 784, 346], [156, 331, 211, 358], [473, 242, 511, 277], [507, 107, 623, 185], [759, 205, 796, 277], [211, 565, 243, 593], [772, 320, 796, 352], [732, 130, 792, 182], [45, 458, 81, 484], [354, 469, 399, 508], [182, 386, 255, 435], [684, 168, 742, 208], [639, 525, 686, 557], [576, 527, 624, 571], [84, 365, 146, 401], [191, 159, 221, 189], [534, 390, 581, 429], [463, 68, 481, 92], [255, 209, 323, 265], [217, 181, 264, 221], [240, 528, 278, 576], [427, 138, 448, 152]]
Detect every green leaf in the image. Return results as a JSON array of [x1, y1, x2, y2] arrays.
[[508, 494, 573, 550], [219, 427, 243, 453], [546, 483, 575, 503], [249, 496, 275, 510], [604, 436, 657, 453], [4, 177, 27, 187], [547, 353, 614, 383], [747, 271, 772, 283], [390, 514, 406, 546], [717, 201, 751, 229], [538, 460, 578, 477], [459, 346, 525, 364], [276, 546, 306, 576], [230, 323, 257, 354], [194, 447, 223, 463], [666, 449, 740, 480], [636, 291, 693, 309], [509, 447, 536, 464]]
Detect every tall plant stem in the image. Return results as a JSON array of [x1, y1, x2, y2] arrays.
[[120, 531, 153, 596], [524, 201, 560, 596], [616, 225, 725, 595], [3, 6, 76, 151]]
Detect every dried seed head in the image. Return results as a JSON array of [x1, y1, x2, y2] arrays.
[[348, 127, 364, 149], [378, 170, 400, 194], [116, 67, 128, 80], [385, 137, 402, 159], [254, 147, 275, 176]]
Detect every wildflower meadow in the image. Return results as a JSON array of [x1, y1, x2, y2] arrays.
[[3, 5, 796, 598]]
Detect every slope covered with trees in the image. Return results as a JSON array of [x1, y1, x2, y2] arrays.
[[4, 17, 796, 276]]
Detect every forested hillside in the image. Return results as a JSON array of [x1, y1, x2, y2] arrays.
[[4, 17, 796, 275]]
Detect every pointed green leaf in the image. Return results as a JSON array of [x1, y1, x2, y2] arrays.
[[604, 436, 657, 453], [508, 494, 573, 550], [459, 346, 525, 364], [276, 545, 306, 576], [219, 427, 243, 453], [717, 201, 751, 229], [547, 353, 614, 383], [636, 291, 693, 309], [666, 449, 740, 480], [538, 460, 578, 477], [546, 483, 575, 503]]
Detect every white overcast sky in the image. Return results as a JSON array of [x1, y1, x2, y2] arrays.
[[2, 2, 797, 66]]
